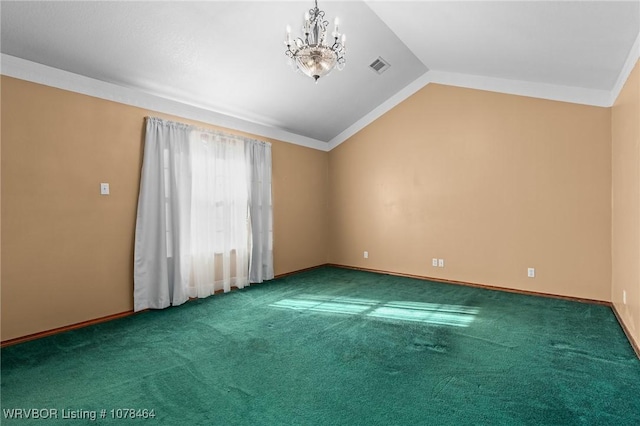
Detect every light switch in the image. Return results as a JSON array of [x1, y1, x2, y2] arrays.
[[100, 183, 110, 195]]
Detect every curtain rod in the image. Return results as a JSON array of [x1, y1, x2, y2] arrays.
[[145, 116, 271, 147]]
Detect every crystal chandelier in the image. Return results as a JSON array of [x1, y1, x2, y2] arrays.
[[284, 0, 346, 83]]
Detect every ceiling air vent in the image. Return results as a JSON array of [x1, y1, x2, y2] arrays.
[[369, 57, 390, 74]]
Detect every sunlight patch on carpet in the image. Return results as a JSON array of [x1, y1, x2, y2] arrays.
[[269, 295, 478, 327]]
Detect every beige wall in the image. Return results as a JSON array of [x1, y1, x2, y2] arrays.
[[2, 68, 635, 345], [1, 76, 328, 341], [612, 60, 640, 350], [273, 141, 328, 274], [329, 84, 612, 301]]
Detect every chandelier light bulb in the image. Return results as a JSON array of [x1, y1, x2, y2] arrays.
[[285, 25, 292, 45]]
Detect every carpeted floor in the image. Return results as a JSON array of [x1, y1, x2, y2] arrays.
[[2, 266, 639, 425]]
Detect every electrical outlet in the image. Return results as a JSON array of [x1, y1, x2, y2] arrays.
[[623, 290, 627, 305], [363, 251, 368, 259], [527, 268, 535, 278], [438, 259, 444, 268], [432, 258, 438, 267]]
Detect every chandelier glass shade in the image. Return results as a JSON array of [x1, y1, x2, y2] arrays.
[[284, 0, 346, 82]]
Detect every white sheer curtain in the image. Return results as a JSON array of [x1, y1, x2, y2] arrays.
[[189, 129, 249, 296], [247, 141, 274, 283], [134, 117, 273, 311]]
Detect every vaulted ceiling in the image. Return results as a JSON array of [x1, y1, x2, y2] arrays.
[[2, 1, 639, 151]]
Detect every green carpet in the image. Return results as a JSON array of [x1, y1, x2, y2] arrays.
[[2, 267, 639, 425]]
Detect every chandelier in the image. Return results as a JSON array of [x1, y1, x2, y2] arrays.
[[284, 0, 346, 83]]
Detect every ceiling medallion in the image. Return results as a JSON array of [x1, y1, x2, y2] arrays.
[[284, 0, 346, 83]]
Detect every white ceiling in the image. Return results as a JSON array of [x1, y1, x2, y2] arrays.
[[2, 1, 639, 150]]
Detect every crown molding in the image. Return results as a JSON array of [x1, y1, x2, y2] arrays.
[[0, 54, 329, 152], [427, 70, 612, 108], [610, 31, 640, 106], [4, 50, 634, 154], [327, 71, 433, 151], [327, 66, 617, 150]]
